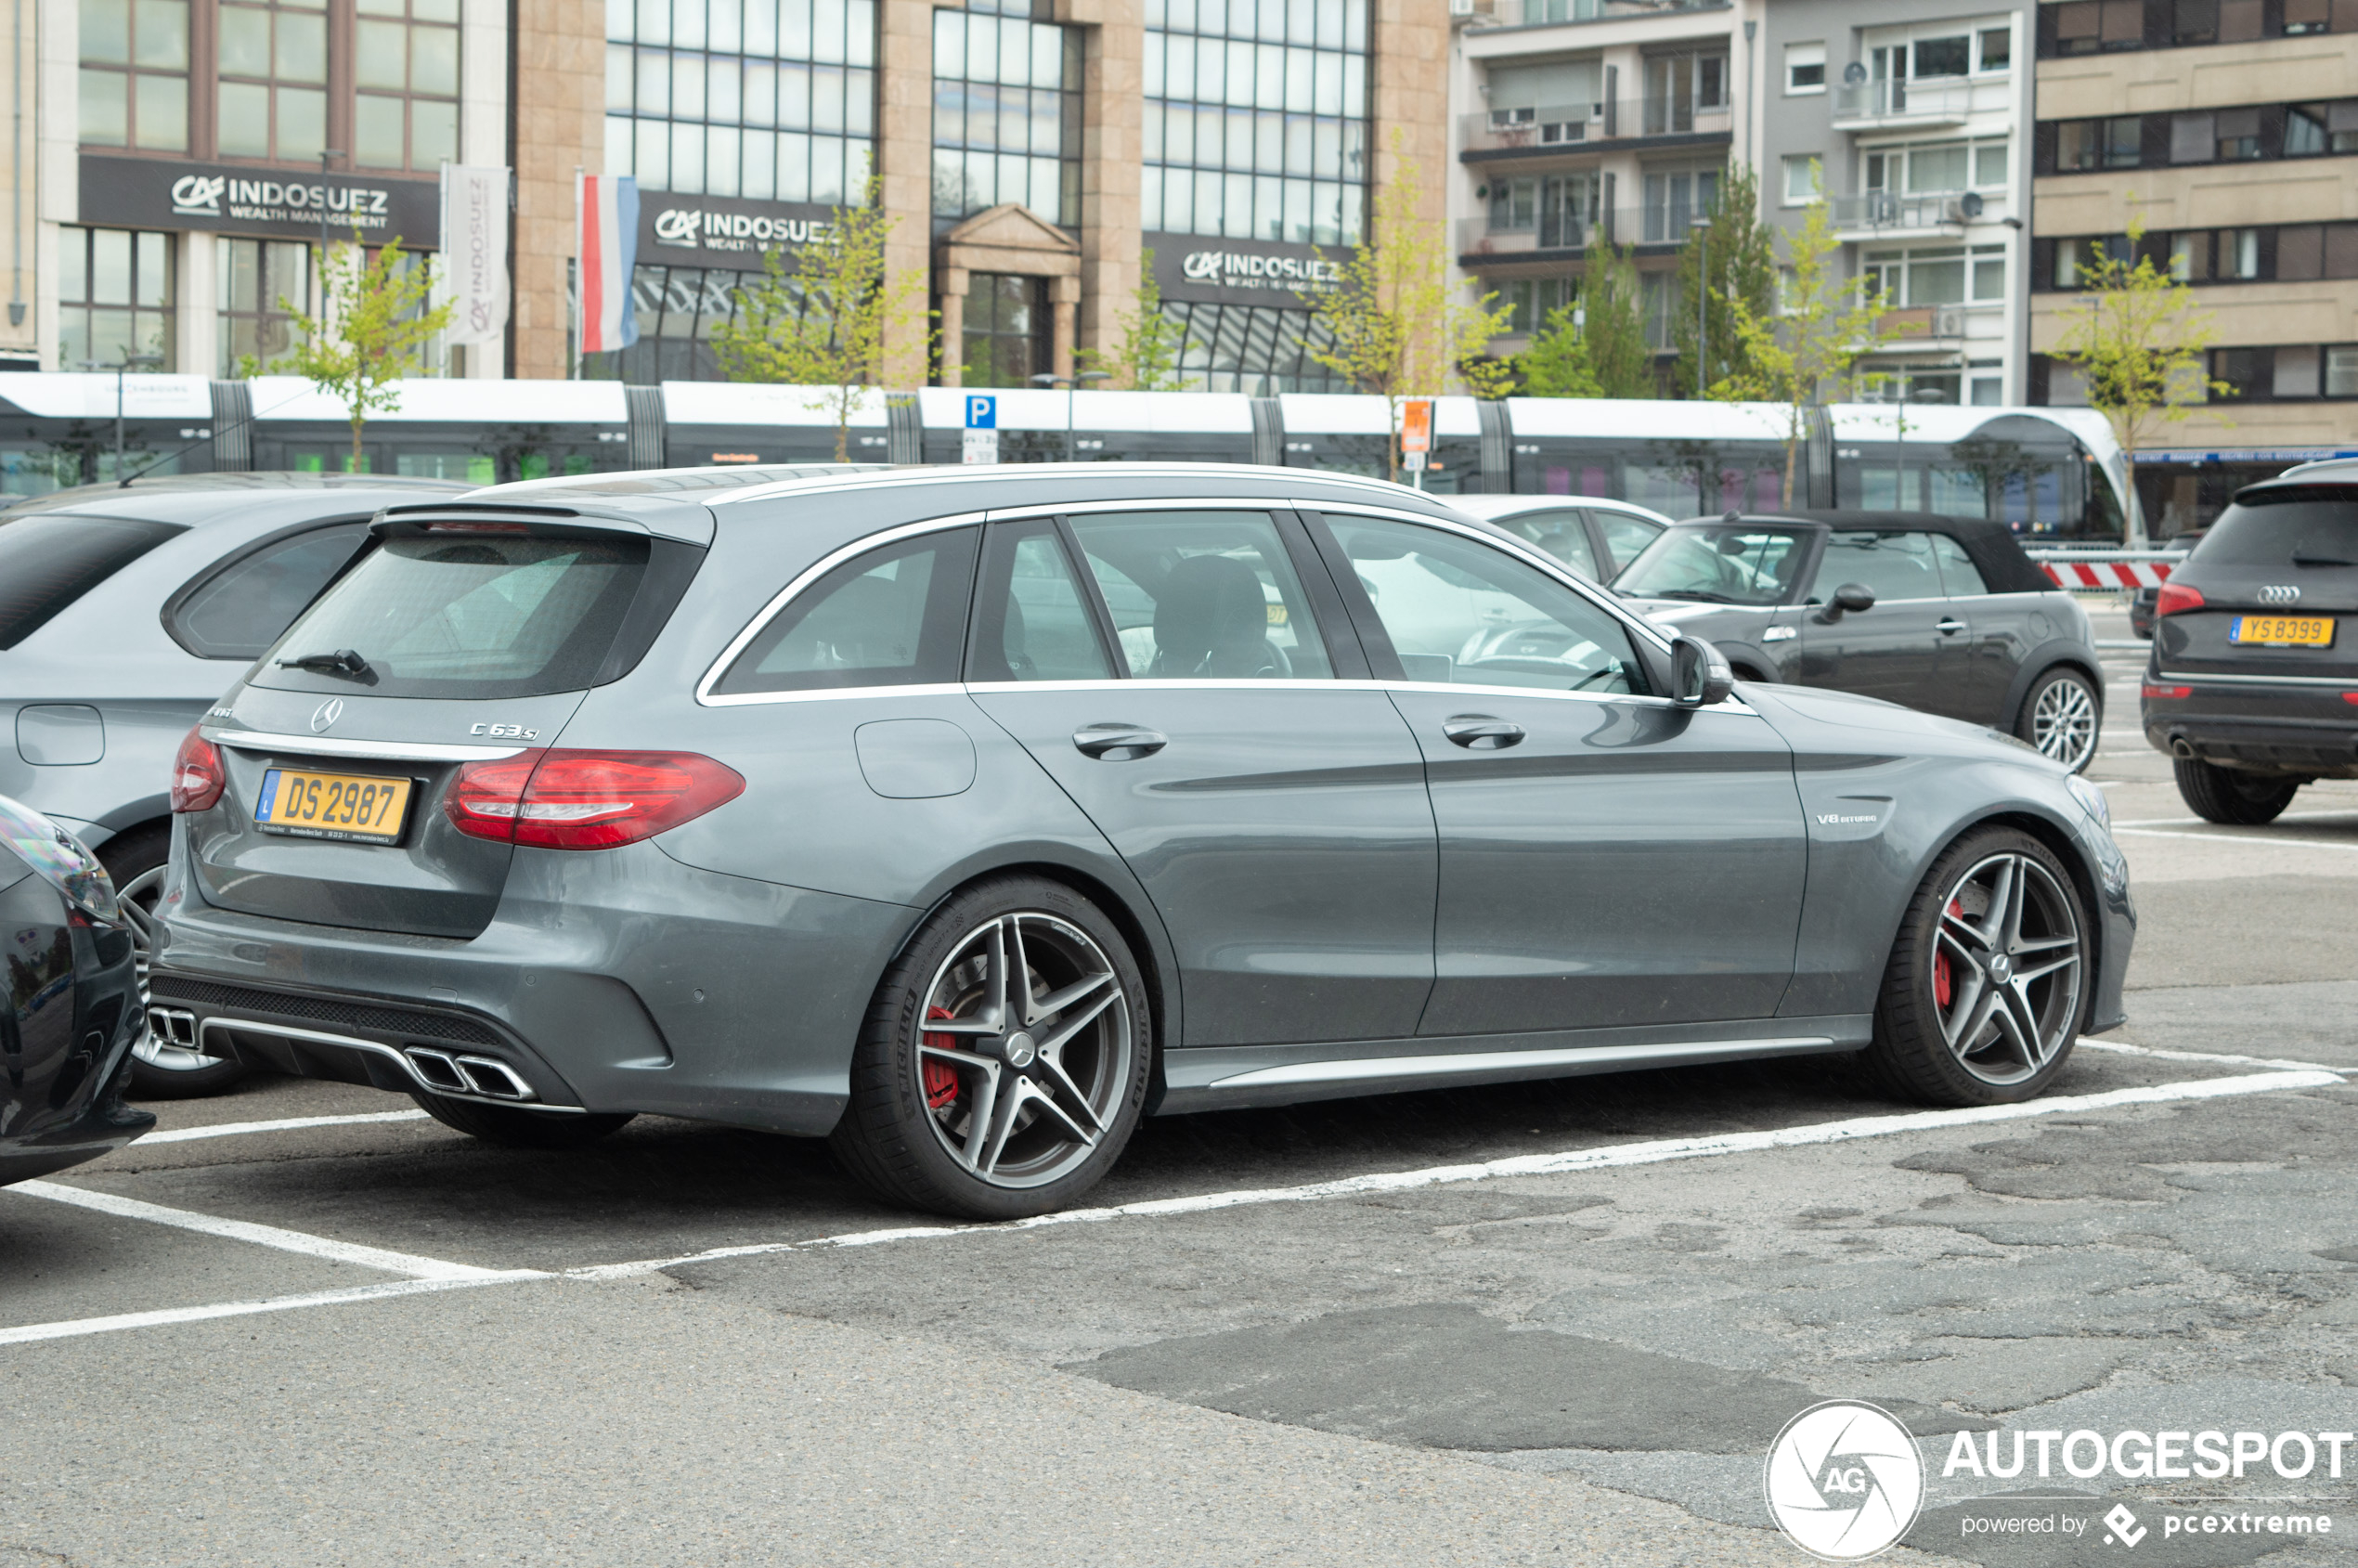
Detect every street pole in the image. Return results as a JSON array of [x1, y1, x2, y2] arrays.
[[81, 349, 162, 481], [1691, 214, 1712, 399], [1030, 369, 1109, 463]]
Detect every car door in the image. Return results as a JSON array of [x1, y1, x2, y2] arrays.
[[1927, 531, 2016, 721], [1305, 507, 1807, 1036], [1795, 528, 1951, 709], [965, 507, 1438, 1049]]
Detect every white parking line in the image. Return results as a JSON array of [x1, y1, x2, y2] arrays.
[[2077, 1040, 2345, 1073], [6, 1181, 534, 1282], [4, 1065, 2340, 1347], [565, 1068, 2345, 1281], [140, 1109, 433, 1145]]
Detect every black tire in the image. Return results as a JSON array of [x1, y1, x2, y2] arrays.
[[2015, 667, 2102, 774], [1864, 826, 2091, 1107], [408, 1090, 636, 1148], [102, 827, 256, 1100], [2173, 757, 2299, 825], [830, 875, 1152, 1221]]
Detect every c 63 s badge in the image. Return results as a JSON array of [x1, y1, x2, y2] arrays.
[[469, 723, 540, 740]]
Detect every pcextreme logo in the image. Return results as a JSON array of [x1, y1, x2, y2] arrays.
[[1765, 1401, 1925, 1561]]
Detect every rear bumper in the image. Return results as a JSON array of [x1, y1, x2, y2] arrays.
[[2141, 687, 2358, 776], [151, 832, 922, 1136], [0, 1038, 153, 1187]]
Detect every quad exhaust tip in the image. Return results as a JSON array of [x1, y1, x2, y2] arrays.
[[148, 1007, 198, 1046], [403, 1046, 536, 1102]]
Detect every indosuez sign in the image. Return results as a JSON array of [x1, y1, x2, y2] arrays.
[[641, 192, 840, 257], [78, 154, 438, 242], [1148, 232, 1354, 305]]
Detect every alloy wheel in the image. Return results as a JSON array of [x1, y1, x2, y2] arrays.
[[1930, 851, 2084, 1086], [913, 912, 1134, 1190], [119, 867, 226, 1074], [2030, 677, 2099, 771]]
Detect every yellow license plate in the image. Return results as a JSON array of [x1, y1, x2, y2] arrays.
[[2231, 615, 2335, 647], [254, 767, 415, 843]]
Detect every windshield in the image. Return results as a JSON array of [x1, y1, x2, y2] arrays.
[[253, 530, 651, 699], [2195, 488, 2358, 567], [1613, 525, 1811, 607]]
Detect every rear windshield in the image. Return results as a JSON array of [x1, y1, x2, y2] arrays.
[[2195, 488, 2358, 567], [1613, 525, 1811, 607], [253, 530, 651, 699], [0, 513, 185, 650]]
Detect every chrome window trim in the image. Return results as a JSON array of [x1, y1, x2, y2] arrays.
[[204, 729, 527, 762], [694, 513, 987, 707]]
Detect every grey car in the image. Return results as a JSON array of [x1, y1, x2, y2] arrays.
[[0, 472, 468, 1094], [1613, 511, 2107, 773], [148, 465, 2133, 1219]]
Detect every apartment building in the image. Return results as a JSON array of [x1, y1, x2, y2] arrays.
[[2028, 0, 2358, 534], [1448, 0, 1757, 374], [2, 0, 1446, 386], [1757, 1, 2035, 409]]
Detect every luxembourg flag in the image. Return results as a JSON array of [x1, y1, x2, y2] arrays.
[[577, 173, 640, 355]]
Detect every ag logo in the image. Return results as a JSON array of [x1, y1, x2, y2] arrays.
[[1764, 1400, 1924, 1561], [309, 698, 344, 733]]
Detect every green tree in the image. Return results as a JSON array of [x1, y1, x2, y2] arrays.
[[1302, 133, 1517, 481], [2051, 213, 2226, 541], [1079, 247, 1190, 391], [1519, 243, 1655, 398], [1518, 301, 1603, 397], [1711, 184, 1887, 506], [711, 165, 932, 461], [1670, 164, 1776, 398], [280, 235, 452, 470]]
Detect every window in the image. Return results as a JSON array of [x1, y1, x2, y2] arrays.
[[717, 529, 978, 695], [78, 0, 189, 149], [1160, 299, 1348, 395], [1781, 154, 1820, 204], [2274, 345, 2319, 397], [58, 226, 175, 374], [355, 0, 460, 170], [1616, 524, 1810, 610], [2327, 346, 2358, 396], [606, 0, 875, 201], [2055, 115, 2143, 171], [1643, 52, 1727, 134], [1067, 511, 1332, 680], [1976, 26, 2011, 71], [1641, 167, 1717, 243], [1497, 276, 1574, 335], [1141, 0, 1369, 245], [1910, 34, 1970, 77], [2210, 346, 2267, 401], [1324, 513, 1642, 695], [1818, 531, 1943, 603], [970, 521, 1113, 683], [166, 523, 370, 658], [217, 238, 310, 377], [1593, 512, 1661, 574], [1862, 246, 2006, 308], [1863, 137, 2009, 195], [1785, 42, 1824, 94], [217, 0, 329, 162], [1929, 533, 1990, 597], [933, 1, 1080, 225], [0, 515, 186, 650], [1487, 508, 1599, 578], [961, 273, 1044, 389]]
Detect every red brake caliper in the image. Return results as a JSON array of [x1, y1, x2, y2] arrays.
[[1933, 898, 1962, 1008], [922, 1005, 961, 1110]]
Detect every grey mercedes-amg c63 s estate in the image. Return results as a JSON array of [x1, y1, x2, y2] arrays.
[[149, 465, 2134, 1218]]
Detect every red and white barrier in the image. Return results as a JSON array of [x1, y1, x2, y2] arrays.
[[2036, 557, 2175, 590]]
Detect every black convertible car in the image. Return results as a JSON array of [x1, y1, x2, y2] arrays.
[[1, 795, 151, 1186], [1613, 511, 2106, 772]]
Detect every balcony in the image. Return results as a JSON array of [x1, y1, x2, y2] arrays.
[[1457, 204, 1716, 258], [1872, 305, 1967, 344], [1455, 0, 1730, 29], [1829, 190, 1982, 240], [1830, 76, 1975, 132], [1460, 97, 1735, 159]]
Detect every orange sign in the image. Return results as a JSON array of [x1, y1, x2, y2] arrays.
[[1399, 398, 1432, 454]]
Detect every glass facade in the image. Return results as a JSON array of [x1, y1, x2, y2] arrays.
[[962, 273, 1047, 385], [58, 226, 176, 372], [216, 0, 330, 162], [217, 237, 311, 375], [1163, 299, 1347, 394], [79, 0, 189, 151], [1140, 0, 1369, 245], [354, 0, 461, 171], [604, 0, 876, 201], [931, 1, 1082, 227]]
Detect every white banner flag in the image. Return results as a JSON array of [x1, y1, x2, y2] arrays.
[[439, 163, 510, 346]]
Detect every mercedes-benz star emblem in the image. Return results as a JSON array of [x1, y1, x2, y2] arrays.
[[310, 698, 344, 733]]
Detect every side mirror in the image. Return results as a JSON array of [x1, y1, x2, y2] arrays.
[[1815, 581, 1877, 622], [1671, 635, 1735, 707]]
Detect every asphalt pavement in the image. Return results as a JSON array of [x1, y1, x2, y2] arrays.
[[6, 605, 2356, 1568]]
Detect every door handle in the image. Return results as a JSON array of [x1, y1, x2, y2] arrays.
[[1443, 714, 1525, 750], [1073, 722, 1167, 760], [1937, 617, 1967, 636]]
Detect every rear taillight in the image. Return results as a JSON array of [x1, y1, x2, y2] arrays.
[[2142, 683, 2191, 700], [2154, 582, 2206, 617], [170, 726, 225, 812], [443, 748, 745, 850]]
